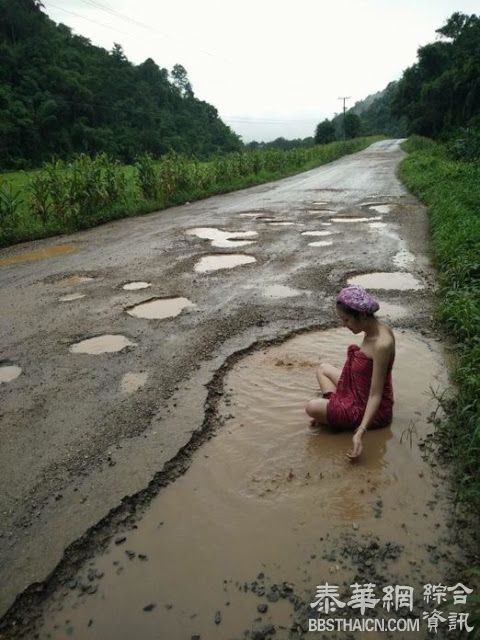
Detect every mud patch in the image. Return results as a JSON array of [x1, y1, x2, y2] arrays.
[[0, 365, 22, 384], [122, 282, 151, 291], [187, 227, 257, 248], [120, 372, 148, 394], [126, 297, 194, 320], [59, 293, 86, 302], [69, 335, 136, 355], [194, 254, 256, 273], [0, 245, 78, 267], [348, 272, 424, 290], [36, 329, 451, 640]]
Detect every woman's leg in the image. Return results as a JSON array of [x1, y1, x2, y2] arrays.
[[316, 362, 341, 394], [305, 397, 329, 427]]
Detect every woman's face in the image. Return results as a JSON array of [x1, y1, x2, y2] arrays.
[[337, 308, 362, 334]]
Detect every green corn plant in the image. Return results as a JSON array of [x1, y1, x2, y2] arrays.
[[0, 179, 22, 228]]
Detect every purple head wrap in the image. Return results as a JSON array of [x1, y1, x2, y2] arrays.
[[336, 285, 379, 314]]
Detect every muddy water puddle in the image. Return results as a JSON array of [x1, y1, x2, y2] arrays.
[[70, 335, 136, 355], [348, 272, 424, 291], [0, 364, 22, 384], [194, 254, 256, 273], [187, 227, 257, 248], [38, 329, 453, 640], [126, 297, 194, 320], [0, 245, 78, 267]]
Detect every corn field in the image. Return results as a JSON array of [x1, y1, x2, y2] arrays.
[[0, 138, 378, 247]]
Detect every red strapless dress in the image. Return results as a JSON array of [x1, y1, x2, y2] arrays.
[[326, 344, 394, 430]]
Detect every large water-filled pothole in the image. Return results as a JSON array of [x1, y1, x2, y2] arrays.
[[69, 335, 136, 354], [126, 297, 194, 320], [38, 329, 451, 639], [348, 272, 424, 290], [187, 227, 257, 248], [368, 205, 392, 214], [194, 254, 256, 273], [0, 364, 22, 384]]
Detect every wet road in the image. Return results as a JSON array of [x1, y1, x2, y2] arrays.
[[0, 140, 449, 626]]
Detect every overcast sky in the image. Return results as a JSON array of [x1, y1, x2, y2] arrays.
[[42, 0, 479, 142]]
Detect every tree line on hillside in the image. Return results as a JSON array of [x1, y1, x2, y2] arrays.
[[313, 12, 480, 155], [0, 0, 241, 169]]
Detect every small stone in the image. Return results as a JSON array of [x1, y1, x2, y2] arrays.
[[114, 536, 126, 545], [143, 603, 156, 612], [257, 603, 268, 613], [214, 610, 222, 625]]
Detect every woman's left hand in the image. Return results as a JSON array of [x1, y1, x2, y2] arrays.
[[346, 430, 364, 461]]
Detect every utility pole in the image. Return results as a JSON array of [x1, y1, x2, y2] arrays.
[[338, 96, 351, 140]]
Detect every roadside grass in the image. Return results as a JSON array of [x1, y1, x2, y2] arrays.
[[400, 136, 480, 510], [0, 137, 382, 248]]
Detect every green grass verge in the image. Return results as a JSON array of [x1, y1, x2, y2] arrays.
[[0, 137, 382, 248], [400, 136, 480, 509]]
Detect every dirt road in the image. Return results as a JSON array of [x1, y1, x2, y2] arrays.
[[0, 140, 470, 637]]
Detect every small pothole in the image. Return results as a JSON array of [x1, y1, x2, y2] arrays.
[[301, 231, 332, 237], [308, 240, 333, 247], [194, 254, 256, 273], [0, 365, 22, 384], [126, 297, 194, 320], [348, 272, 424, 290], [123, 282, 151, 291], [330, 217, 382, 223], [70, 335, 136, 354], [59, 293, 86, 302], [61, 275, 95, 285], [187, 228, 257, 249], [368, 205, 392, 214]]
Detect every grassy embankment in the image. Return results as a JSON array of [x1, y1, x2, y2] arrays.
[[400, 136, 480, 508], [0, 136, 382, 248], [401, 135, 480, 631]]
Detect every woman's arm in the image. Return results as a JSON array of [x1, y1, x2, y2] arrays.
[[346, 342, 392, 461]]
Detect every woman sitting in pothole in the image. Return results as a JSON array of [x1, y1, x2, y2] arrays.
[[305, 286, 395, 461]]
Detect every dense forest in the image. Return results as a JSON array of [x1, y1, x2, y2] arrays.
[[0, 0, 241, 169], [314, 12, 480, 152]]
